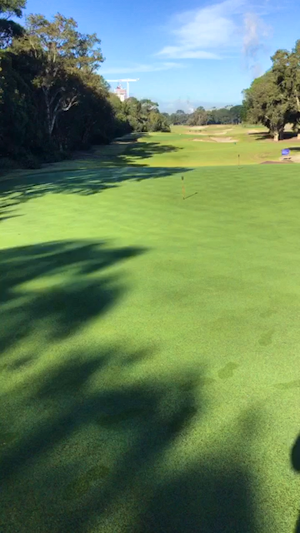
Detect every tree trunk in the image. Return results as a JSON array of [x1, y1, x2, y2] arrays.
[[43, 87, 63, 138], [43, 88, 52, 138], [274, 129, 284, 142]]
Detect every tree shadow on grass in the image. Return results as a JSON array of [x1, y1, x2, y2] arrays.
[[0, 240, 146, 356], [249, 131, 299, 142], [0, 137, 189, 214], [0, 240, 259, 533], [139, 463, 255, 533], [248, 132, 273, 141], [0, 214, 21, 222], [0, 344, 260, 533], [75, 134, 182, 166], [0, 166, 191, 214], [291, 435, 300, 533]]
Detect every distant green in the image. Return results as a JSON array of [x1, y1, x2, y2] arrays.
[[122, 124, 299, 167]]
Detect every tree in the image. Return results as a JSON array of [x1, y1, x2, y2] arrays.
[[243, 71, 291, 141], [235, 104, 247, 123], [243, 39, 300, 140], [187, 106, 208, 126], [140, 98, 159, 114], [147, 110, 170, 132], [0, 51, 43, 159], [0, 0, 25, 17], [169, 110, 188, 125], [0, 0, 25, 47], [108, 93, 131, 136], [124, 97, 145, 131], [271, 43, 300, 138], [0, 11, 129, 163], [122, 97, 169, 133], [12, 13, 105, 138], [161, 112, 171, 126]]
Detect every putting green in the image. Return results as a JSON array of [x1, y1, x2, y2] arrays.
[[0, 144, 300, 532]]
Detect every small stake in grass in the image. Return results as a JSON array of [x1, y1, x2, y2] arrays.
[[238, 154, 240, 167], [181, 175, 185, 200]]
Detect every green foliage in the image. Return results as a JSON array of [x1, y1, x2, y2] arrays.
[[140, 98, 159, 114], [166, 105, 246, 127], [169, 110, 189, 125], [0, 10, 168, 167], [123, 96, 170, 133], [230, 105, 246, 123], [0, 49, 43, 157], [187, 106, 208, 126], [147, 111, 170, 132], [0, 0, 25, 17], [243, 71, 292, 140], [206, 106, 245, 125], [271, 42, 300, 133], [0, 0, 25, 47], [243, 39, 300, 140], [0, 19, 24, 48], [11, 13, 105, 137]]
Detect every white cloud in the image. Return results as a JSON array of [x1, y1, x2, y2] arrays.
[[243, 12, 271, 56], [158, 47, 221, 59], [101, 62, 185, 74], [157, 0, 272, 64], [243, 12, 271, 74]]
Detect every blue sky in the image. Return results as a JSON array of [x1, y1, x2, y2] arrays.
[[23, 0, 299, 111]]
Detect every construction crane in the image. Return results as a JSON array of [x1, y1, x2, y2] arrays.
[[106, 78, 139, 99]]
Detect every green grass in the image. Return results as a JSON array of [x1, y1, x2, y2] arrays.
[[116, 124, 300, 167], [0, 134, 300, 532]]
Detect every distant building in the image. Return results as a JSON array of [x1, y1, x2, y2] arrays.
[[115, 85, 127, 102]]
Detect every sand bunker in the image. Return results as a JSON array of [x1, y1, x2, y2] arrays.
[[261, 160, 294, 164], [285, 154, 300, 163], [211, 128, 233, 135], [213, 137, 237, 142], [193, 137, 238, 143], [186, 132, 207, 136], [187, 127, 232, 135], [248, 129, 262, 134], [187, 126, 207, 131]]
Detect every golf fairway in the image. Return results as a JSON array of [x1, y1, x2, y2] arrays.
[[0, 155, 300, 532]]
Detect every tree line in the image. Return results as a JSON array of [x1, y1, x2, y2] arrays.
[[0, 0, 170, 169], [243, 41, 300, 141], [163, 105, 246, 127]]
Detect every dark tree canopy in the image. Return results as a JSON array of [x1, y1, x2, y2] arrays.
[[164, 104, 246, 127], [243, 39, 300, 140], [0, 0, 25, 47], [0, 0, 26, 17], [0, 11, 169, 168]]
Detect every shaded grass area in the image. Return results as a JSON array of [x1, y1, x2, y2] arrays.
[[0, 135, 188, 211], [1, 156, 300, 531], [292, 437, 300, 533], [0, 165, 190, 213], [0, 241, 257, 533], [0, 241, 144, 353]]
